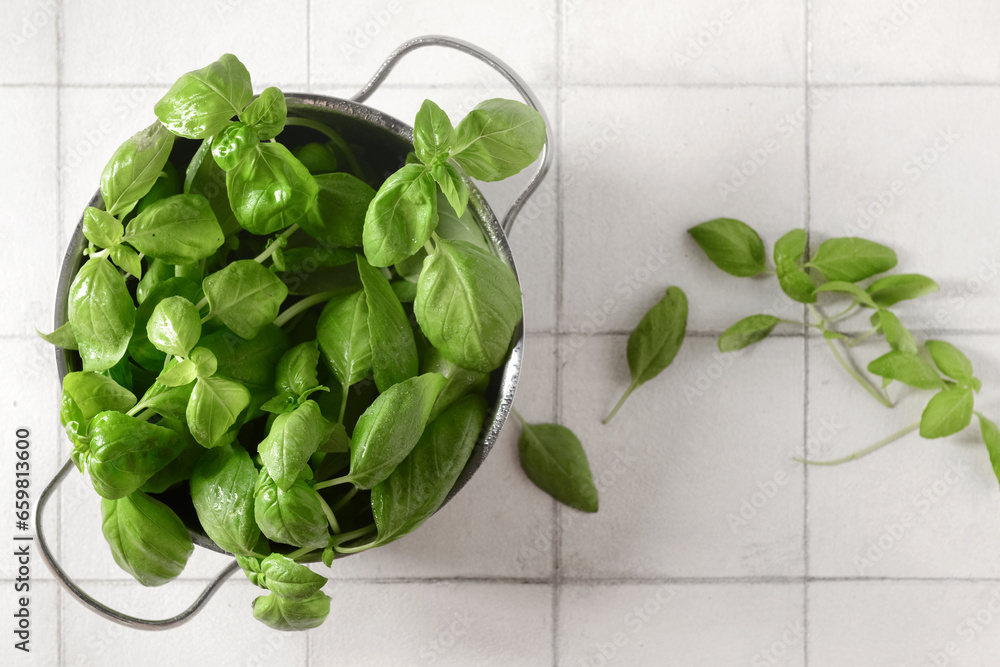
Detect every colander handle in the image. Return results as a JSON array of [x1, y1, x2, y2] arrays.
[[351, 35, 552, 235], [35, 457, 239, 630]]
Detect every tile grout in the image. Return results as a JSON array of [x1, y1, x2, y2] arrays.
[[552, 2, 565, 665]]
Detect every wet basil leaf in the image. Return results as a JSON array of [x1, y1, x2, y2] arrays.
[[86, 411, 184, 499], [430, 162, 469, 217], [190, 444, 263, 557], [253, 468, 329, 548], [259, 553, 327, 600], [240, 86, 287, 140], [37, 321, 79, 350], [186, 375, 251, 447], [227, 143, 318, 235], [146, 295, 201, 357], [154, 53, 253, 139], [101, 491, 193, 586], [316, 290, 371, 390], [291, 142, 338, 175], [258, 400, 334, 491], [203, 260, 288, 339], [185, 137, 240, 236], [211, 121, 259, 172], [61, 371, 137, 425], [68, 256, 136, 372], [275, 340, 320, 397], [252, 591, 330, 631], [362, 164, 438, 267], [413, 99, 455, 165], [357, 256, 418, 392], [806, 237, 897, 282], [82, 206, 123, 249], [299, 172, 375, 248], [124, 193, 224, 264], [100, 121, 175, 217], [451, 98, 546, 181], [421, 346, 489, 422], [128, 277, 203, 372]]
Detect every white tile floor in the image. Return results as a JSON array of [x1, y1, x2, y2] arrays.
[[3, 1, 1000, 665]]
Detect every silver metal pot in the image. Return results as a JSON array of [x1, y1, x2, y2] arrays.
[[35, 35, 551, 630]]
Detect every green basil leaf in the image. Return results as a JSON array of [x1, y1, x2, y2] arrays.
[[316, 290, 371, 390], [136, 258, 174, 305], [261, 392, 299, 415], [806, 237, 897, 282], [86, 411, 184, 499], [82, 206, 123, 249], [346, 372, 447, 489], [517, 419, 598, 513], [190, 444, 262, 556], [199, 325, 290, 420], [431, 162, 469, 218], [688, 218, 766, 277], [128, 277, 203, 372], [211, 121, 259, 172], [240, 87, 287, 140], [109, 244, 142, 280], [299, 172, 375, 248], [434, 190, 488, 249], [291, 142, 338, 175], [275, 340, 320, 397], [140, 429, 203, 494], [252, 591, 330, 631], [100, 121, 175, 217], [185, 137, 240, 236], [134, 378, 195, 420], [134, 160, 182, 215], [866, 273, 939, 308], [156, 359, 197, 387], [451, 99, 546, 181], [392, 279, 418, 304], [978, 413, 1000, 488], [259, 401, 334, 491], [253, 468, 329, 548], [146, 295, 201, 357], [227, 143, 318, 235], [357, 256, 418, 392], [926, 340, 975, 383], [101, 491, 193, 586], [774, 228, 806, 264], [189, 346, 218, 377], [413, 99, 455, 164], [718, 314, 779, 352], [68, 256, 136, 372], [920, 387, 974, 439], [414, 239, 523, 373], [259, 553, 327, 600], [362, 164, 438, 267], [872, 309, 917, 355], [815, 281, 878, 308], [203, 260, 288, 339], [772, 229, 816, 302], [237, 553, 266, 588], [62, 371, 137, 424], [372, 395, 486, 546], [867, 351, 945, 390], [124, 193, 224, 264], [318, 422, 351, 454], [37, 322, 79, 350], [154, 54, 253, 139], [627, 286, 688, 387], [187, 376, 251, 447], [421, 346, 490, 422]]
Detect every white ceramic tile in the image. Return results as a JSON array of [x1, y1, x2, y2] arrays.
[[559, 583, 804, 667], [0, 0, 58, 84], [810, 581, 1000, 666], [309, 0, 556, 87], [0, 580, 59, 666], [807, 334, 1000, 578], [559, 335, 805, 578], [62, 0, 308, 87], [564, 0, 805, 85], [309, 581, 552, 666], [810, 86, 1000, 332], [0, 87, 57, 336], [324, 335, 555, 580], [561, 86, 809, 335], [61, 579, 307, 667], [812, 1, 1000, 83]]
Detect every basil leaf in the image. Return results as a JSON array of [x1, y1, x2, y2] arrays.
[[154, 53, 253, 139], [688, 218, 766, 277], [86, 411, 184, 499], [134, 160, 182, 215], [261, 392, 298, 415], [227, 143, 318, 235], [134, 378, 195, 420], [252, 591, 330, 631], [806, 238, 897, 282], [124, 193, 225, 264], [101, 491, 193, 586], [867, 351, 945, 390], [772, 229, 816, 302], [211, 121, 259, 172], [62, 371, 137, 425], [392, 279, 418, 304], [189, 346, 218, 377], [451, 99, 546, 181], [140, 432, 203, 494], [259, 554, 327, 600], [866, 273, 939, 308], [299, 172, 374, 248], [926, 340, 975, 383], [413, 99, 455, 164], [431, 162, 469, 217], [718, 314, 779, 352], [357, 256, 418, 392], [156, 359, 197, 387], [190, 444, 262, 556], [517, 418, 598, 513], [275, 340, 320, 397], [204, 260, 288, 340], [435, 191, 488, 249], [199, 325, 290, 420], [109, 245, 142, 280], [774, 228, 806, 265], [362, 163, 439, 268], [186, 375, 251, 448], [316, 290, 371, 389], [237, 553, 266, 588], [318, 422, 351, 454], [100, 121, 175, 216], [136, 258, 174, 305], [422, 346, 490, 422], [414, 239, 523, 373], [68, 256, 136, 372], [185, 137, 240, 236], [253, 469, 329, 548], [872, 310, 917, 355], [372, 395, 486, 546], [814, 281, 878, 308], [82, 206, 123, 248], [978, 413, 1000, 488], [346, 372, 447, 489], [146, 295, 201, 357], [292, 142, 338, 175], [258, 400, 334, 491], [37, 322, 79, 350], [128, 277, 203, 372], [240, 86, 287, 140], [920, 388, 975, 439]]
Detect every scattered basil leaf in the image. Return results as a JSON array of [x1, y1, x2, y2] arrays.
[[806, 238, 897, 282], [718, 314, 780, 352], [977, 413, 1000, 488], [920, 387, 975, 439], [926, 340, 975, 384], [866, 273, 940, 308], [814, 281, 878, 309], [516, 416, 598, 513], [872, 310, 917, 355], [867, 351, 945, 391], [688, 218, 766, 277]]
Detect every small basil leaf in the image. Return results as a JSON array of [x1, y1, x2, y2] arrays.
[[866, 273, 939, 308], [925, 340, 975, 383], [346, 373, 448, 489], [258, 401, 334, 491], [133, 379, 195, 420], [261, 392, 298, 415], [68, 256, 136, 372], [211, 121, 259, 172], [100, 121, 175, 217], [109, 245, 142, 279], [156, 359, 197, 387], [451, 99, 546, 181], [718, 314, 779, 352], [316, 290, 371, 390], [688, 218, 766, 277], [189, 346, 218, 378], [86, 411, 184, 499], [977, 413, 1000, 488], [227, 143, 318, 235], [517, 419, 598, 513], [392, 279, 418, 304], [128, 277, 203, 372], [146, 295, 201, 357], [435, 191, 488, 249], [101, 491, 193, 586], [920, 388, 975, 439], [413, 99, 455, 165], [363, 164, 438, 267], [82, 206, 123, 249], [867, 351, 945, 390], [190, 444, 262, 556], [259, 554, 327, 600], [414, 239, 523, 373], [773, 228, 806, 265], [199, 325, 291, 421], [240, 87, 287, 140], [806, 237, 897, 282], [777, 265, 817, 303], [237, 553, 266, 588], [298, 172, 375, 248], [252, 591, 330, 631], [253, 468, 329, 549], [814, 281, 878, 308], [275, 340, 320, 396], [873, 310, 917, 355], [203, 260, 288, 339], [37, 322, 79, 350], [357, 256, 418, 392], [154, 54, 253, 139], [186, 376, 251, 447], [124, 193, 225, 264], [431, 162, 469, 217]]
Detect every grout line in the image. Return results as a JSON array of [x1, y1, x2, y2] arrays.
[[803, 2, 813, 665], [552, 3, 565, 666]]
